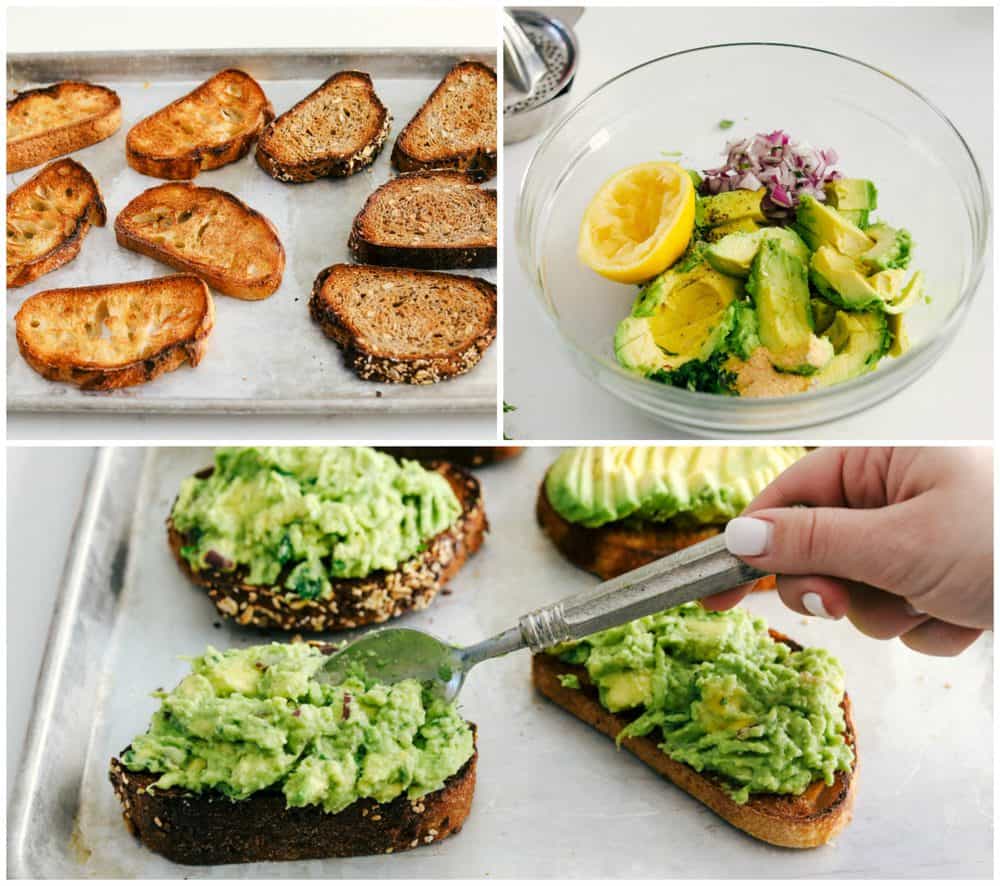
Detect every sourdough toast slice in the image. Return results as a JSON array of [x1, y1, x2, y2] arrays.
[[349, 171, 497, 269], [7, 158, 106, 288], [392, 61, 497, 181], [115, 182, 285, 300], [110, 730, 477, 864], [166, 461, 486, 631], [382, 447, 523, 468], [536, 480, 777, 588], [310, 264, 496, 384], [15, 275, 214, 391], [7, 80, 121, 173], [256, 71, 391, 182], [532, 632, 856, 849], [126, 69, 273, 180]]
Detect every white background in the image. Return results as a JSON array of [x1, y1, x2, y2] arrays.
[[503, 5, 994, 441], [6, 4, 500, 441]]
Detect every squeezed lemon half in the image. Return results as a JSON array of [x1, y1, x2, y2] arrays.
[[578, 161, 696, 284]]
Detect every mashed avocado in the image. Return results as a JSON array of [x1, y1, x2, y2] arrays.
[[550, 604, 853, 803], [121, 643, 474, 813], [545, 446, 805, 529], [170, 447, 462, 599]]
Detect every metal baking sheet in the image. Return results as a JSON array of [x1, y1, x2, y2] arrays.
[[6, 49, 497, 414], [7, 447, 993, 878]]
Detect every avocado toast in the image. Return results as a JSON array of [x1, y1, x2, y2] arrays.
[[533, 605, 856, 848], [537, 446, 804, 580], [110, 642, 477, 864], [166, 447, 486, 632]]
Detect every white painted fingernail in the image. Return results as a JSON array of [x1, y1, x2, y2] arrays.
[[904, 602, 925, 617], [802, 592, 833, 619], [725, 517, 772, 556]]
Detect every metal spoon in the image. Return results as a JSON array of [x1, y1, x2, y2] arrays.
[[318, 533, 766, 701]]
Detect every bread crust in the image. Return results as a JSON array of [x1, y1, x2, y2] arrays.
[[167, 461, 487, 632], [14, 275, 214, 391], [255, 71, 391, 183], [109, 733, 477, 865], [392, 61, 497, 181], [536, 481, 777, 588], [309, 264, 497, 385], [348, 171, 496, 270], [114, 183, 285, 300], [126, 69, 273, 180], [7, 159, 107, 288], [7, 81, 122, 173], [532, 633, 857, 849]]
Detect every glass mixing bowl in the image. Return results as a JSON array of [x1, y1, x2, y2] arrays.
[[517, 43, 990, 433]]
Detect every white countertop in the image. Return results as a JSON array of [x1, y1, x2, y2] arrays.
[[503, 6, 994, 441], [6, 6, 498, 441]]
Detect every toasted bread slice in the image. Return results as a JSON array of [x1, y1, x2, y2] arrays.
[[382, 446, 523, 468], [256, 71, 391, 182], [7, 80, 121, 173], [15, 275, 214, 391], [110, 730, 477, 865], [349, 171, 496, 269], [536, 480, 777, 588], [126, 69, 273, 180], [392, 61, 497, 181], [7, 159, 106, 288], [115, 182, 285, 300], [166, 461, 486, 632], [532, 632, 857, 849], [309, 264, 496, 384]]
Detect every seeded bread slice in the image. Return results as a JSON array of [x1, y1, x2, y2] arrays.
[[14, 275, 214, 391], [349, 171, 496, 269], [256, 71, 390, 182], [115, 182, 285, 300], [7, 158, 106, 288], [109, 728, 477, 865], [392, 61, 497, 181], [532, 633, 856, 849], [126, 69, 273, 180], [166, 460, 487, 632], [309, 264, 496, 384], [536, 478, 777, 588], [7, 80, 121, 173]]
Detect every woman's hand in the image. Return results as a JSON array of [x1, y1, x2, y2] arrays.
[[704, 447, 992, 656]]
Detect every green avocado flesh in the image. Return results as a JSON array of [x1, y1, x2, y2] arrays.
[[545, 445, 805, 529], [170, 447, 462, 599], [549, 604, 854, 804], [121, 643, 474, 813], [612, 149, 922, 396]]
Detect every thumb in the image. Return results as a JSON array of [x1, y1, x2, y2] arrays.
[[724, 505, 910, 593]]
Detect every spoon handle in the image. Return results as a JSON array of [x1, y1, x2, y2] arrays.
[[516, 533, 767, 651]]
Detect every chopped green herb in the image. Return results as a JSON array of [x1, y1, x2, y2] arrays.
[[558, 674, 581, 690], [719, 119, 735, 130], [503, 400, 517, 413]]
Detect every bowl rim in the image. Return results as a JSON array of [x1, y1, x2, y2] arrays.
[[517, 40, 992, 414]]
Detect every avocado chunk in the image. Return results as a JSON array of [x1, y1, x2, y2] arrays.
[[794, 193, 874, 256], [703, 217, 762, 242], [706, 227, 810, 278], [885, 271, 924, 315], [810, 297, 838, 334], [615, 316, 666, 374], [746, 239, 832, 374], [837, 209, 870, 229], [699, 188, 767, 227], [810, 246, 884, 311], [815, 310, 891, 386], [859, 222, 912, 272], [824, 179, 878, 212], [888, 313, 909, 357]]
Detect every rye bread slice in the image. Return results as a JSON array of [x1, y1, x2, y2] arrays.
[[349, 171, 496, 269], [309, 264, 496, 384], [167, 460, 487, 632], [392, 61, 497, 181], [7, 158, 106, 288], [381, 446, 523, 468], [115, 182, 285, 300], [256, 71, 391, 182], [536, 480, 777, 588], [532, 631, 857, 849], [126, 69, 273, 180], [7, 80, 121, 173], [110, 729, 477, 865]]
